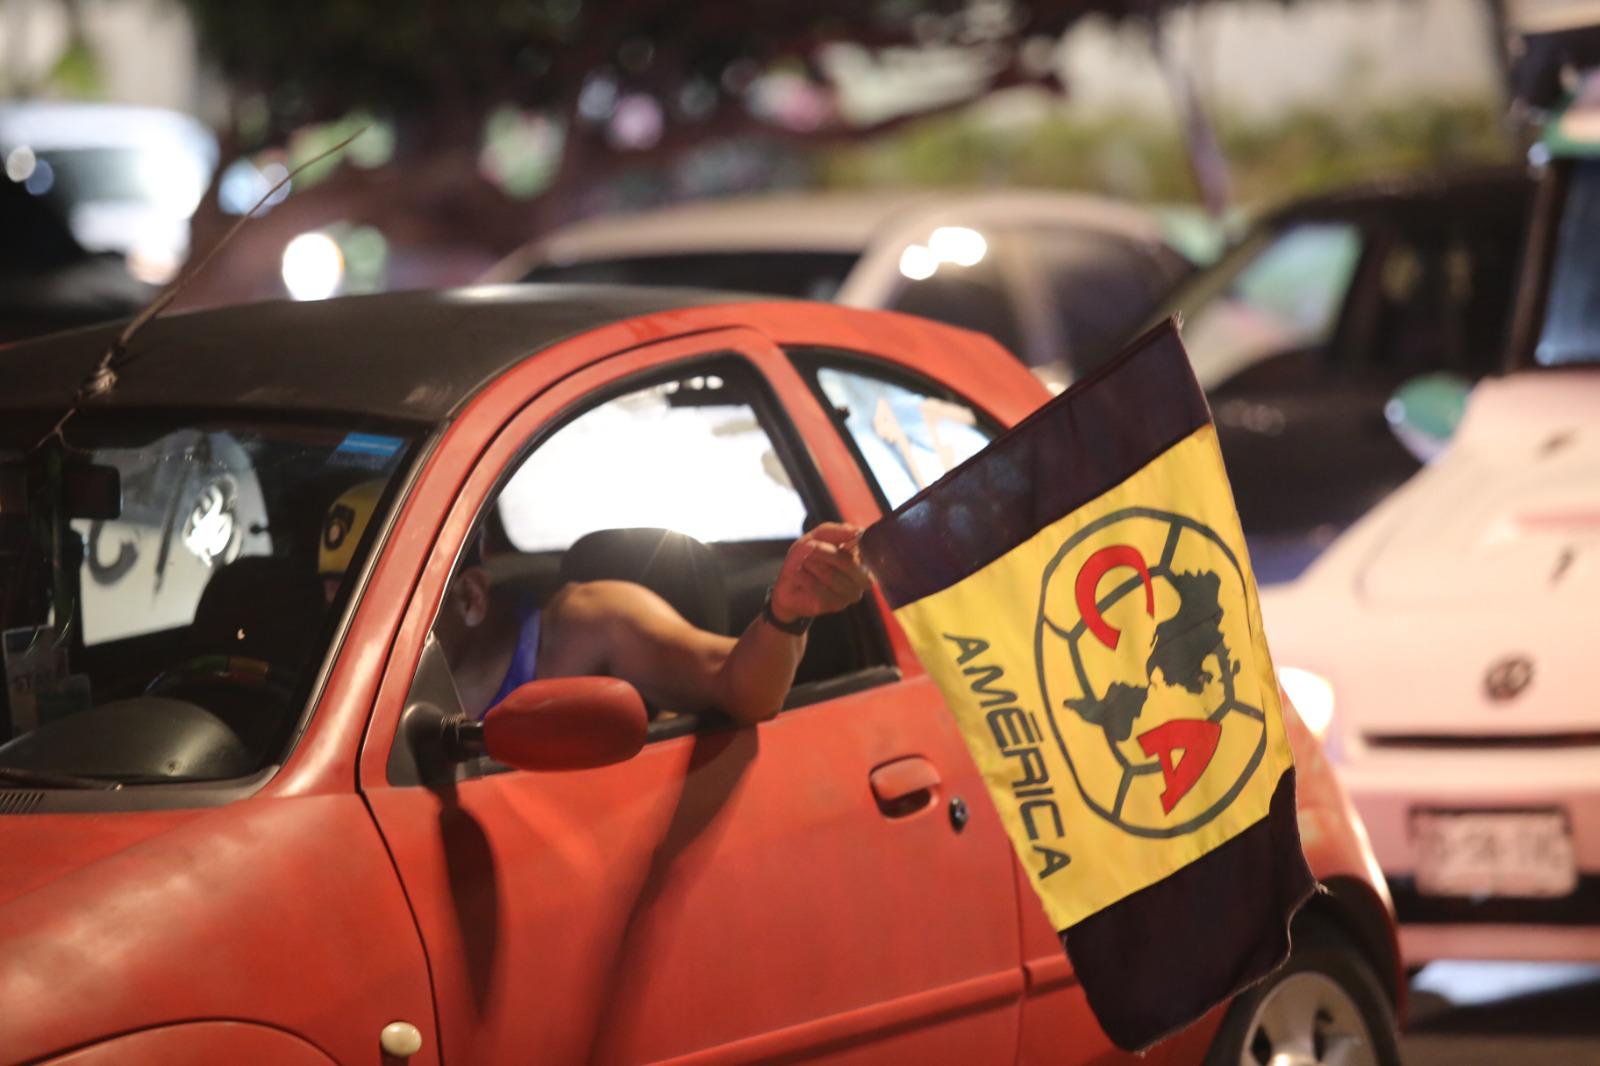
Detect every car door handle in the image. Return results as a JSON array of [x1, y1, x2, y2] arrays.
[[870, 756, 940, 817]]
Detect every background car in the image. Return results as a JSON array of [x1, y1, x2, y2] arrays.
[[0, 169, 153, 343], [484, 189, 1197, 387], [0, 101, 218, 287], [1157, 167, 1534, 581], [492, 173, 1533, 586], [0, 289, 1398, 1064], [1259, 63, 1600, 967]]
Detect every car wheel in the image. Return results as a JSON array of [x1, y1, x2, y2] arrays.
[[1203, 924, 1401, 1066]]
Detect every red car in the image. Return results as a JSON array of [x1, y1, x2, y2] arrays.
[[0, 290, 1399, 1065]]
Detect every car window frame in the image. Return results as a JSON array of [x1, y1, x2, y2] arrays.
[[401, 348, 897, 776]]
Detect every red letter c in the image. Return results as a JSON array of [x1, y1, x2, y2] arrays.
[[1075, 544, 1155, 650]]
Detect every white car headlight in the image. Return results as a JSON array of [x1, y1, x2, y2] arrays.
[[1278, 666, 1336, 741]]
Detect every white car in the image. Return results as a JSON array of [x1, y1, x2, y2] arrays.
[[484, 190, 1193, 386], [0, 101, 217, 285], [1259, 53, 1600, 964]]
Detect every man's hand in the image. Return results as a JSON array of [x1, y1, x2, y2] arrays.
[[770, 523, 874, 626]]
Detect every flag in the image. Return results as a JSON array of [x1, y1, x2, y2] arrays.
[[860, 319, 1315, 1051]]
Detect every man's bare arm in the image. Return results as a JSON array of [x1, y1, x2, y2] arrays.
[[549, 524, 871, 725]]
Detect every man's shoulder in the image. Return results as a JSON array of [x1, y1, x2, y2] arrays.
[[545, 579, 661, 626]]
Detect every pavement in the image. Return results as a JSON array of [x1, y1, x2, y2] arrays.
[[1401, 962, 1600, 1065]]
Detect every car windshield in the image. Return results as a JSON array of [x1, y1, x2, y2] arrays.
[[1536, 159, 1600, 368], [1165, 221, 1363, 390], [0, 413, 416, 785], [523, 251, 858, 300]]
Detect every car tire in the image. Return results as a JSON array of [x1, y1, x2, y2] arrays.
[[1202, 921, 1401, 1066]]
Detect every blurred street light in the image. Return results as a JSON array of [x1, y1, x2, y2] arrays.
[[929, 225, 987, 266], [5, 146, 36, 182], [899, 243, 938, 280], [608, 94, 664, 150], [219, 158, 292, 215], [281, 232, 344, 300]]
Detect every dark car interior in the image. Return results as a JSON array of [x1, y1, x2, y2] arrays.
[[1, 521, 366, 786], [0, 418, 414, 787]]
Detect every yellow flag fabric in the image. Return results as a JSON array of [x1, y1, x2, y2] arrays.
[[894, 423, 1292, 929], [861, 320, 1313, 1051]]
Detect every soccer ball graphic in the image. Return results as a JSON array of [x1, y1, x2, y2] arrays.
[[1035, 508, 1270, 837]]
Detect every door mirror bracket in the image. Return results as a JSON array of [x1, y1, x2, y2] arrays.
[[388, 634, 473, 786], [391, 700, 476, 787]]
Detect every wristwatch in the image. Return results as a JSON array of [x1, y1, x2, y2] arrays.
[[761, 586, 812, 636]]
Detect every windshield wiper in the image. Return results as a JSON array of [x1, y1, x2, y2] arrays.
[[0, 766, 124, 791]]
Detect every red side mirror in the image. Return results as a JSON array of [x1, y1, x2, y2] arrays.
[[481, 676, 648, 772]]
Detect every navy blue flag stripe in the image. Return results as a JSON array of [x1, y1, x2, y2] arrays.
[[1065, 768, 1314, 1050]]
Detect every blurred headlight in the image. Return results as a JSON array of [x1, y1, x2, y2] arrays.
[[1278, 666, 1335, 741], [282, 232, 345, 301]]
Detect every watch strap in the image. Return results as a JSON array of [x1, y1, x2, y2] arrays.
[[761, 586, 812, 635]]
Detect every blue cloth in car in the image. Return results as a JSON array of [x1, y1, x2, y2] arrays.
[[484, 606, 541, 717]]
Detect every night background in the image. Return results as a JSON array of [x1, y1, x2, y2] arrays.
[[4, 2, 1598, 1064]]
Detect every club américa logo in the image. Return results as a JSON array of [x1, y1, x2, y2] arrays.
[[1035, 507, 1270, 838]]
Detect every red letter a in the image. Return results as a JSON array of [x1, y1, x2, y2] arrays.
[[1136, 719, 1222, 814]]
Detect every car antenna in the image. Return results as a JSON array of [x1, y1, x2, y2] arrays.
[[34, 125, 369, 452]]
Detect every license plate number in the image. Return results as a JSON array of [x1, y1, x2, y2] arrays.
[[1411, 809, 1577, 899]]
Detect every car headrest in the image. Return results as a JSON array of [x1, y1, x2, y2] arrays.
[[559, 528, 729, 636], [190, 555, 326, 669]]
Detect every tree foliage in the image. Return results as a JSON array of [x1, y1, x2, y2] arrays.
[[165, 0, 1277, 302], [180, 0, 1170, 148]]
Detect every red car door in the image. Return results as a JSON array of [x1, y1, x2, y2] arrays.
[[779, 345, 1182, 1066], [359, 327, 1024, 1064]]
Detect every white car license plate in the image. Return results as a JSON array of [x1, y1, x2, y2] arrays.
[[1411, 809, 1578, 898]]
